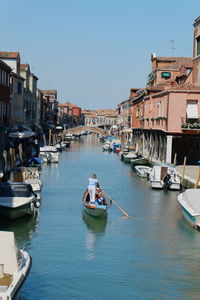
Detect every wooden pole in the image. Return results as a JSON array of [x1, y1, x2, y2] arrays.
[[49, 129, 51, 146], [43, 134, 46, 146], [173, 153, 177, 167], [102, 189, 129, 217], [194, 167, 200, 189], [181, 156, 187, 185]]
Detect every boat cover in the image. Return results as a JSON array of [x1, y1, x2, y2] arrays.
[[0, 231, 20, 274]]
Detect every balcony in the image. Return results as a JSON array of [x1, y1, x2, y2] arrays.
[[181, 118, 200, 130]]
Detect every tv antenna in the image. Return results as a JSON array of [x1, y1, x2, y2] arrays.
[[170, 40, 175, 56]]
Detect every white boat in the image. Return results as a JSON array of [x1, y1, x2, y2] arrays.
[[177, 189, 200, 228], [55, 142, 66, 152], [10, 167, 42, 200], [0, 183, 38, 220], [64, 133, 74, 141], [149, 166, 180, 190], [134, 165, 152, 178], [123, 152, 138, 162], [39, 146, 59, 163], [0, 231, 32, 300]]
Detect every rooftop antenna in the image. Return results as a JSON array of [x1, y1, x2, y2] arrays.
[[170, 40, 175, 56]]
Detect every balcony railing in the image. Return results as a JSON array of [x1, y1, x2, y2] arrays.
[[181, 118, 200, 130]]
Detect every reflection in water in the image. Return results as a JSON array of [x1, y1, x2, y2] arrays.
[[83, 211, 107, 260], [0, 213, 39, 249]]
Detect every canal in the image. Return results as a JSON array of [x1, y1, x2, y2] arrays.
[[1, 134, 200, 300]]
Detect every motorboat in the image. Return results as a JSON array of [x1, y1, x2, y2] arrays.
[[10, 167, 42, 200], [102, 141, 112, 152], [55, 142, 66, 152], [149, 165, 180, 190], [134, 165, 152, 178], [82, 190, 108, 217], [119, 149, 129, 160], [0, 231, 32, 300], [0, 183, 38, 220], [177, 189, 200, 228], [123, 151, 138, 163], [39, 146, 59, 163], [64, 133, 74, 141]]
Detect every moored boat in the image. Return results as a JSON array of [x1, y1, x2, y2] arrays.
[[0, 183, 38, 220], [134, 165, 152, 178], [149, 165, 180, 190], [0, 231, 32, 300], [123, 151, 138, 163], [82, 190, 108, 217], [39, 146, 59, 163], [177, 189, 200, 228]]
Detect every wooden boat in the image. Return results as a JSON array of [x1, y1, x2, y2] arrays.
[[177, 189, 200, 228], [39, 146, 59, 163], [0, 231, 32, 300], [82, 190, 108, 217]]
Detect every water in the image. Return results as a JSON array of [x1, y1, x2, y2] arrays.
[[1, 134, 200, 300]]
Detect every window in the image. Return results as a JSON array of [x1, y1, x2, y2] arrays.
[[186, 100, 198, 119], [197, 35, 200, 56], [161, 72, 171, 79], [18, 82, 22, 95]]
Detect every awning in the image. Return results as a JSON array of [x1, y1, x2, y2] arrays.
[[122, 129, 132, 133], [187, 101, 198, 119]]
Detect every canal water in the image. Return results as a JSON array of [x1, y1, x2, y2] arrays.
[[1, 134, 200, 300]]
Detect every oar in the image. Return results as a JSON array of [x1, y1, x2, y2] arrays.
[[102, 189, 129, 217]]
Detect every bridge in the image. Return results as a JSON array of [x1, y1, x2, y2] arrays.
[[67, 126, 106, 135]]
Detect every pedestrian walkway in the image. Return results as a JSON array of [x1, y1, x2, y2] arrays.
[[176, 165, 200, 188]]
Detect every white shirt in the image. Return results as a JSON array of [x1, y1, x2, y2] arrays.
[[88, 177, 98, 187]]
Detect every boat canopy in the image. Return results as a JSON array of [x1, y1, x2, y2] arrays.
[[0, 231, 20, 274], [9, 131, 35, 139], [40, 146, 57, 152], [0, 183, 33, 197]]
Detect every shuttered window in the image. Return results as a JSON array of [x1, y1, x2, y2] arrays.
[[186, 101, 198, 119], [197, 36, 200, 56]]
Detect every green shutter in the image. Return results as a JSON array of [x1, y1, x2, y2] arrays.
[[197, 36, 200, 56]]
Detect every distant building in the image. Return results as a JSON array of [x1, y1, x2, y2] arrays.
[[0, 60, 12, 124], [41, 90, 58, 124]]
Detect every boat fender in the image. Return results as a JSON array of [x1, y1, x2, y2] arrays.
[[34, 200, 40, 208], [30, 202, 34, 212]]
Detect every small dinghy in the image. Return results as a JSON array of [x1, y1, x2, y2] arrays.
[[82, 190, 108, 217], [0, 231, 32, 300], [135, 165, 152, 178]]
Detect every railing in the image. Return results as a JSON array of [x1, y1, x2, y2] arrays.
[[181, 118, 200, 130]]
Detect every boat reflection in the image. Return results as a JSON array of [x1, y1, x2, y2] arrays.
[[82, 210, 107, 234], [0, 212, 39, 248], [83, 211, 107, 260]]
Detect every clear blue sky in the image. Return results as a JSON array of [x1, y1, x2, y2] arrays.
[[0, 0, 199, 109]]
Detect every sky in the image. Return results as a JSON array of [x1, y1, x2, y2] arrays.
[[0, 0, 199, 109]]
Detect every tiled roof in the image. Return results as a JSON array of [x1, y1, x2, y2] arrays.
[[96, 109, 117, 116], [41, 89, 57, 93], [20, 64, 29, 71], [0, 51, 19, 59], [162, 58, 193, 70], [170, 83, 200, 91]]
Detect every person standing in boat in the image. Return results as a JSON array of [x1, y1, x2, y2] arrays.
[[88, 173, 99, 204]]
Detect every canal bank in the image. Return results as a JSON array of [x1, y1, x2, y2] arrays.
[[1, 134, 200, 300]]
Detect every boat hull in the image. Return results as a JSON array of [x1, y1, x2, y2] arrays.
[[177, 191, 200, 228], [0, 201, 36, 220], [84, 204, 107, 217]]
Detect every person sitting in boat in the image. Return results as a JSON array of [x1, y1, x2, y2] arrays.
[[88, 173, 99, 204], [95, 188, 104, 205]]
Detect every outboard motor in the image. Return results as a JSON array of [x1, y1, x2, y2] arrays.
[[163, 173, 171, 190]]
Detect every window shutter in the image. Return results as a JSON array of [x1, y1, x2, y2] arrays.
[[186, 101, 198, 119]]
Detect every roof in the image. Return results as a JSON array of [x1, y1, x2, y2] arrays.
[[162, 58, 193, 70], [20, 64, 29, 71], [96, 109, 117, 116], [0, 51, 20, 59]]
